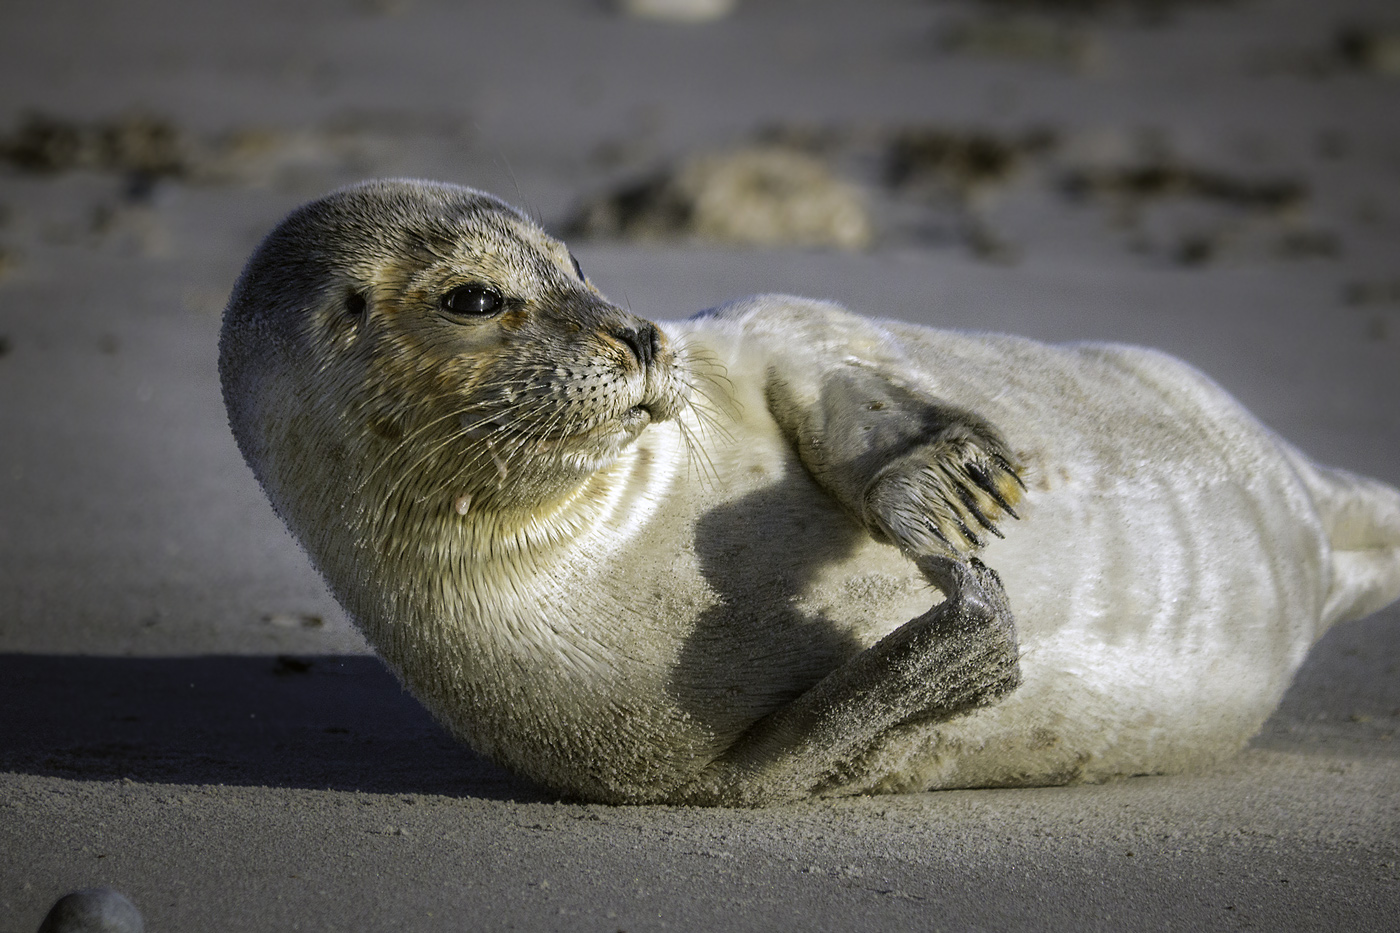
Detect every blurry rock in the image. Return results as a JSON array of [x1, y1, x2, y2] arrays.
[[36, 889, 144, 933], [679, 148, 871, 248], [571, 147, 872, 249], [617, 0, 736, 22]]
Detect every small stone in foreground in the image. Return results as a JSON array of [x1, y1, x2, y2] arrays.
[[36, 889, 144, 933]]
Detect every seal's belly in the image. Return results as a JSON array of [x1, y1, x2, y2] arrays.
[[615, 329, 1333, 791], [605, 416, 932, 747], [827, 337, 1333, 790], [519, 328, 1335, 795], [924, 462, 1326, 788]]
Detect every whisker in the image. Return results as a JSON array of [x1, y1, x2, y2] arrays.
[[675, 416, 721, 488], [375, 392, 559, 505], [421, 395, 565, 501]]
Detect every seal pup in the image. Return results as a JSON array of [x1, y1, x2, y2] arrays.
[[219, 179, 1400, 805]]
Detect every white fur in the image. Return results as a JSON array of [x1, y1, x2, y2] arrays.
[[643, 297, 1400, 793]]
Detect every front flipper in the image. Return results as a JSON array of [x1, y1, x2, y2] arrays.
[[674, 557, 1021, 806], [769, 366, 1025, 558]]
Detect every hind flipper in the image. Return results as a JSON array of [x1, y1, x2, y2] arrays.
[[1286, 447, 1400, 627]]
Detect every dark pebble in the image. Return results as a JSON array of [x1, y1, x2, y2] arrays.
[[36, 889, 144, 933]]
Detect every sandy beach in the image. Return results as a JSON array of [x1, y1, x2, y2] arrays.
[[1, 0, 1397, 929]]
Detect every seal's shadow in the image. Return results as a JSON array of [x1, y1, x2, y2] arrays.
[[0, 653, 548, 800], [670, 470, 870, 742]]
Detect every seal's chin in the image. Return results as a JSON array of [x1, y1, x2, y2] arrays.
[[529, 406, 652, 473], [586, 405, 654, 456]]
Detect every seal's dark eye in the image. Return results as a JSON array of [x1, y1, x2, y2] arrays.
[[569, 253, 586, 282], [441, 284, 505, 319], [346, 292, 367, 318]]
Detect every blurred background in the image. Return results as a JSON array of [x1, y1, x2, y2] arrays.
[[3, 0, 1398, 295], [1, 2, 1397, 929], [2, 0, 1397, 654]]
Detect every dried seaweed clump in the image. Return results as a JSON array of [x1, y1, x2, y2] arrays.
[[1345, 279, 1400, 307], [971, 0, 1239, 17], [0, 113, 189, 181], [570, 147, 872, 250], [1059, 158, 1316, 266], [885, 128, 1055, 198], [1335, 25, 1400, 77], [1061, 162, 1307, 214]]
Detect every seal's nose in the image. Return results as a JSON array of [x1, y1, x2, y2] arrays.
[[614, 321, 660, 367]]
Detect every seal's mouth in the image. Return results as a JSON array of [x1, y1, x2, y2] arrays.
[[622, 404, 654, 428], [615, 404, 656, 442], [526, 404, 654, 452]]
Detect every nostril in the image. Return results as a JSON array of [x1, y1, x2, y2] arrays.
[[616, 322, 659, 367]]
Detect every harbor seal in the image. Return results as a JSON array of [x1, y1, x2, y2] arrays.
[[219, 179, 1400, 805]]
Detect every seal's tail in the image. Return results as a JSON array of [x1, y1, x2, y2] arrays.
[[1290, 452, 1400, 629]]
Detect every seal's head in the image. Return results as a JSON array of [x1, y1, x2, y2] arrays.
[[219, 179, 692, 558]]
